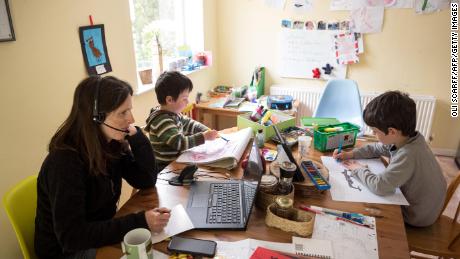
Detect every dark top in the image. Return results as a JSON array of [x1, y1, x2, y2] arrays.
[[34, 128, 157, 258]]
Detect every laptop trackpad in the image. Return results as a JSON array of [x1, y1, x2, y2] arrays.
[[190, 194, 209, 208]]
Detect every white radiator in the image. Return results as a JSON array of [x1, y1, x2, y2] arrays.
[[270, 86, 436, 141]]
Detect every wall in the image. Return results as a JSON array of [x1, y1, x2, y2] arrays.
[[0, 0, 218, 257], [216, 0, 459, 152]]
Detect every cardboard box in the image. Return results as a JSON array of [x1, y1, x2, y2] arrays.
[[237, 110, 295, 142]]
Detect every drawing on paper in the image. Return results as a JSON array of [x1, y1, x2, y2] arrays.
[[341, 169, 362, 191]]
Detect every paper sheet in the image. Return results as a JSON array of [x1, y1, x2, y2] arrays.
[[265, 0, 286, 9], [334, 32, 360, 64], [351, 0, 385, 34], [321, 156, 409, 205], [312, 213, 378, 259], [287, 0, 314, 14], [151, 204, 194, 243]]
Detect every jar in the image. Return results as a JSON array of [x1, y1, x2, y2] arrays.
[[273, 197, 294, 220], [259, 174, 279, 194], [278, 161, 296, 195], [256, 129, 265, 148]]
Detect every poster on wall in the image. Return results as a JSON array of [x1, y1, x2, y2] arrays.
[[0, 0, 15, 42], [79, 24, 112, 75]]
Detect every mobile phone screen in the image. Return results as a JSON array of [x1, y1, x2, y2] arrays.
[[167, 236, 217, 257]]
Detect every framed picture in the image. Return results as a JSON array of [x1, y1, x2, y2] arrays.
[[79, 24, 112, 75], [0, 0, 15, 42]]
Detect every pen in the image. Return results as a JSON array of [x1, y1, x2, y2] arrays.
[[298, 205, 325, 215], [311, 206, 365, 224], [336, 137, 343, 161], [219, 135, 230, 142]]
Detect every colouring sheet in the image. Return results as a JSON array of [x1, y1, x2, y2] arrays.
[[321, 156, 409, 205], [312, 213, 378, 259]]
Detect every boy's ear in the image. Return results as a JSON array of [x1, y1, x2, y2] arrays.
[[387, 127, 401, 136], [165, 96, 174, 104]]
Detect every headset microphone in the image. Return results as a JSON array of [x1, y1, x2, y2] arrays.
[[101, 122, 130, 134]]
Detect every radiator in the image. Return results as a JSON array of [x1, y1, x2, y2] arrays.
[[270, 86, 436, 141]]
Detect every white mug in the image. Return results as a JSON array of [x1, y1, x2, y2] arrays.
[[121, 228, 153, 259]]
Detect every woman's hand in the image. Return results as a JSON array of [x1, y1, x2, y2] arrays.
[[127, 124, 137, 136], [145, 207, 171, 233], [342, 160, 367, 171], [332, 150, 353, 160]]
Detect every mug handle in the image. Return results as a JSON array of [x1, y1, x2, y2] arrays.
[[121, 242, 131, 256]]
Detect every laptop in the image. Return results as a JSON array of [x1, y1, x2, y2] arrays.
[[186, 140, 264, 230]]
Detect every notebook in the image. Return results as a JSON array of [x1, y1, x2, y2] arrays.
[[292, 237, 334, 259], [176, 127, 253, 169]]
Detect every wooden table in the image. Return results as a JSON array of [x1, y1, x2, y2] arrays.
[[194, 98, 299, 130], [97, 139, 410, 259]]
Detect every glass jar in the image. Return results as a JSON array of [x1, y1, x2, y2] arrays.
[[273, 197, 294, 220], [278, 161, 296, 195], [256, 129, 265, 148], [259, 174, 279, 194]]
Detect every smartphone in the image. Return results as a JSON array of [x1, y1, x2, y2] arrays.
[[167, 236, 217, 257]]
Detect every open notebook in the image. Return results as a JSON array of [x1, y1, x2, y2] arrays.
[[176, 127, 253, 169]]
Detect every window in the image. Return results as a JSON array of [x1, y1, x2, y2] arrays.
[[129, 0, 204, 94]]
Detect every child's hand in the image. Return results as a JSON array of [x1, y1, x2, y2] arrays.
[[342, 160, 367, 171], [203, 129, 218, 141], [332, 150, 353, 160]]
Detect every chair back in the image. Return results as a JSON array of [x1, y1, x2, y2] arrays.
[[3, 175, 38, 259], [314, 79, 364, 134], [442, 171, 460, 223]]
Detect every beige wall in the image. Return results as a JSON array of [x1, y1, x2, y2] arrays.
[[216, 0, 459, 151], [0, 0, 458, 257], [0, 0, 217, 257]]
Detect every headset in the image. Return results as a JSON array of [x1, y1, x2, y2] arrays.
[[92, 76, 130, 134]]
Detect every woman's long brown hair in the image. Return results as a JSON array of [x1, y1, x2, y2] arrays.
[[49, 76, 133, 176]]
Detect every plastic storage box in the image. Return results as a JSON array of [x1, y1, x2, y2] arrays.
[[313, 122, 360, 152], [237, 110, 295, 142]]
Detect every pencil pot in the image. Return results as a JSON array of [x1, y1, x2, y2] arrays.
[[313, 122, 360, 152], [265, 203, 314, 237]]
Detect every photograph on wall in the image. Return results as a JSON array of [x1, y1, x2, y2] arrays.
[[79, 24, 112, 75], [0, 0, 15, 42]]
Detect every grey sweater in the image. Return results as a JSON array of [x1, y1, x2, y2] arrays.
[[351, 132, 446, 227]]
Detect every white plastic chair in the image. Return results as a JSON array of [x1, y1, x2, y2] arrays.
[[313, 79, 364, 135]]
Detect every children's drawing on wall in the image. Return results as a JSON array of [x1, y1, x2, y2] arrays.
[[330, 0, 353, 10], [387, 0, 415, 8], [334, 32, 360, 64], [350, 0, 385, 33], [305, 21, 315, 30], [281, 19, 292, 28], [317, 21, 327, 30], [293, 20, 305, 29], [414, 0, 449, 14], [79, 24, 112, 75], [327, 21, 340, 30], [265, 0, 286, 9], [288, 0, 314, 14]]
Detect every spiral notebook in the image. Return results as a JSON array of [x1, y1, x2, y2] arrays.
[[292, 237, 334, 259]]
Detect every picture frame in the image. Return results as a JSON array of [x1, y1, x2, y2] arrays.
[[0, 0, 15, 42], [79, 24, 112, 75]]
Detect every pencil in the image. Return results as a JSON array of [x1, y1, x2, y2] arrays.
[[336, 217, 373, 229], [220, 135, 230, 142]]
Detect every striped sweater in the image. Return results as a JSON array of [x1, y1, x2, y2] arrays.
[[146, 107, 209, 169]]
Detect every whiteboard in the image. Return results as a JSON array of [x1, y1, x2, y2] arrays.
[[279, 29, 347, 80]]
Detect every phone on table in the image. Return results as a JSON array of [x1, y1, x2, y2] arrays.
[[167, 236, 217, 257]]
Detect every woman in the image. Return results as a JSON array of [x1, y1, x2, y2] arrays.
[[35, 76, 170, 258]]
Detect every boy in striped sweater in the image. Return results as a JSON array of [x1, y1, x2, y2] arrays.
[[146, 71, 218, 171]]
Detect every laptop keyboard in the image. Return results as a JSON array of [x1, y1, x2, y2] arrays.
[[207, 183, 242, 224]]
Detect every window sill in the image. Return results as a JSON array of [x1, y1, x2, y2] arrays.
[[134, 66, 210, 96]]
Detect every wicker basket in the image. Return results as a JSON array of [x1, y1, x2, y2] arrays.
[[265, 203, 315, 237], [255, 185, 295, 210]]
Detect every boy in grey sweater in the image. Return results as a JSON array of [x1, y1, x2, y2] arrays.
[[333, 91, 446, 227]]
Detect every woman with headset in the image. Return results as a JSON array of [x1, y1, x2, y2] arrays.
[[34, 76, 170, 258]]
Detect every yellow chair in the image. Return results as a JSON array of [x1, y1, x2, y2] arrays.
[[406, 171, 460, 258], [182, 103, 195, 119], [3, 175, 38, 259]]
